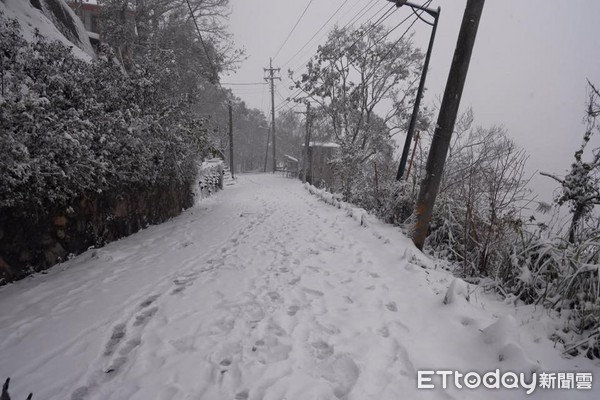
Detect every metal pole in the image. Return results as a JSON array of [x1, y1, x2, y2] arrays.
[[413, 0, 485, 250], [405, 130, 420, 179], [396, 7, 440, 180]]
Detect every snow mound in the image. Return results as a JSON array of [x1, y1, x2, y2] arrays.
[[0, 0, 94, 59], [305, 183, 369, 226], [482, 315, 539, 372], [442, 278, 471, 305], [482, 314, 520, 345]]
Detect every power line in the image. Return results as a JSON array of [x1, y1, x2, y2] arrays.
[[377, 1, 432, 64], [275, 88, 304, 113], [273, 0, 316, 60], [358, 1, 432, 90], [284, 0, 378, 78], [342, 0, 380, 29], [355, 1, 432, 60], [282, 0, 381, 72], [343, 3, 398, 54], [335, 0, 367, 28], [278, 0, 384, 101], [277, 3, 397, 112], [222, 82, 268, 86], [280, 0, 350, 69], [286, 2, 397, 77], [277, 0, 432, 116], [184, 0, 222, 89]]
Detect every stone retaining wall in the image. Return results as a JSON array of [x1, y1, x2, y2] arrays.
[[0, 184, 194, 284]]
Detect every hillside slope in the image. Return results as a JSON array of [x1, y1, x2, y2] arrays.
[[0, 0, 94, 58]]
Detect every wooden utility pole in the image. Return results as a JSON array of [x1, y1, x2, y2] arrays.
[[296, 103, 312, 183], [412, 0, 485, 250], [264, 58, 281, 173], [228, 101, 234, 179], [263, 127, 271, 172]]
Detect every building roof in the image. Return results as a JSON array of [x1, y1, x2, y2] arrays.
[[284, 154, 299, 163], [307, 141, 340, 148]]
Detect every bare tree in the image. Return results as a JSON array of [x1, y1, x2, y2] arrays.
[[426, 110, 531, 276]]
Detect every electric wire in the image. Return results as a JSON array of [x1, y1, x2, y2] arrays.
[[184, 0, 222, 90], [273, 0, 316, 61], [286, 2, 397, 77], [282, 0, 380, 75], [280, 0, 350, 69], [276, 0, 433, 114]]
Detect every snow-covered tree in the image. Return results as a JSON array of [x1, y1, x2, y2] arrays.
[[0, 12, 208, 212], [292, 23, 424, 199], [541, 82, 600, 243]]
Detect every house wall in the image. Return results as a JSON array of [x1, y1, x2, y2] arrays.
[[307, 147, 337, 188]]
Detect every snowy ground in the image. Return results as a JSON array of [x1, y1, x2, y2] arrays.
[[0, 174, 598, 400]]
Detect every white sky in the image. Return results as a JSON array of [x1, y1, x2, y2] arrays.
[[226, 0, 600, 203]]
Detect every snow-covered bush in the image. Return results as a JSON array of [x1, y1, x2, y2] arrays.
[[0, 12, 208, 213]]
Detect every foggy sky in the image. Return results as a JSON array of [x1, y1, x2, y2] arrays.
[[226, 0, 600, 204]]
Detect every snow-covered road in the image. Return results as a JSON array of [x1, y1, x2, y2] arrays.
[[0, 174, 597, 400]]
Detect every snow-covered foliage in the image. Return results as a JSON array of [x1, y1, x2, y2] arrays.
[[554, 83, 600, 243], [304, 99, 600, 359], [196, 158, 224, 199], [0, 12, 208, 212], [512, 82, 600, 358], [292, 23, 426, 199], [427, 120, 531, 277]]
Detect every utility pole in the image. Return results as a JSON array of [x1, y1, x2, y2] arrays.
[[228, 100, 234, 179], [263, 127, 271, 172], [264, 58, 280, 173], [412, 0, 485, 250], [296, 103, 312, 183]]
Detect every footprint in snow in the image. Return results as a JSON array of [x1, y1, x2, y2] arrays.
[[118, 337, 141, 356], [104, 355, 128, 375], [133, 306, 158, 327], [104, 323, 127, 356], [312, 340, 334, 360], [303, 288, 324, 297], [70, 386, 89, 400], [219, 358, 232, 374], [377, 326, 390, 338], [267, 291, 283, 303], [287, 305, 301, 316], [288, 276, 301, 286], [140, 294, 159, 308]]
